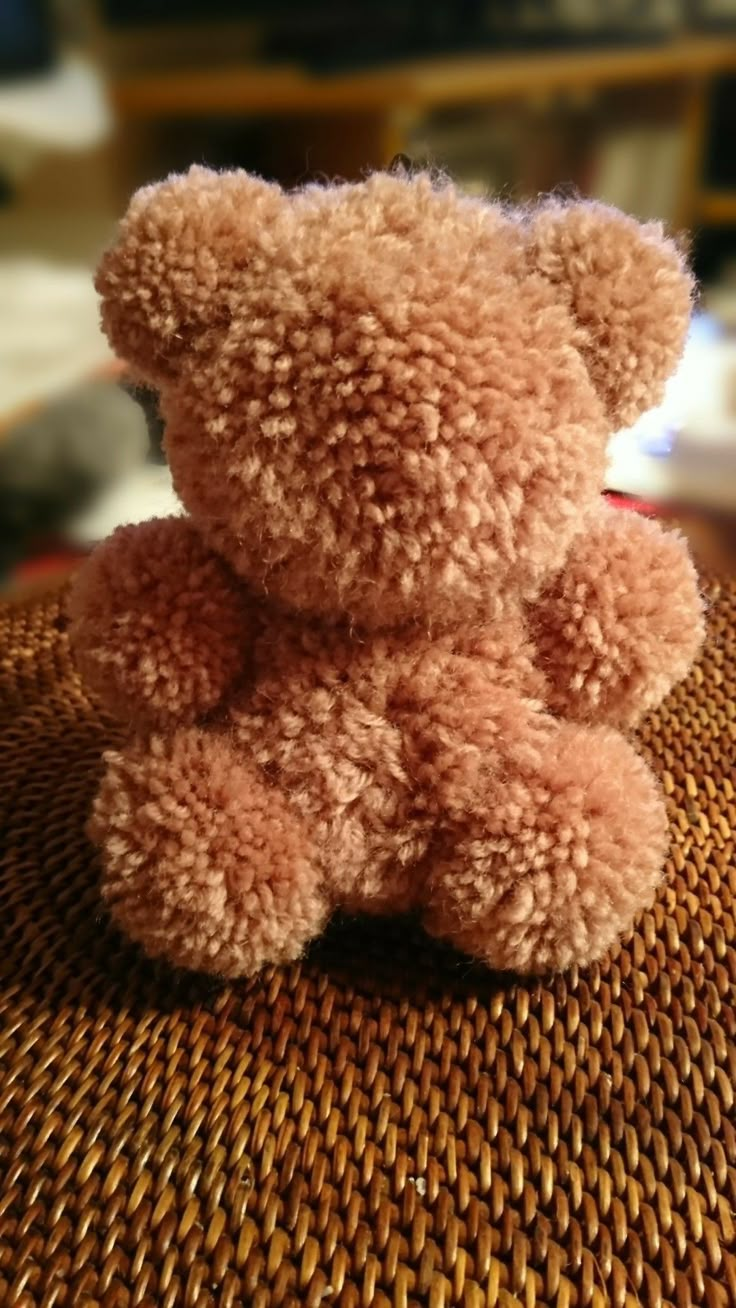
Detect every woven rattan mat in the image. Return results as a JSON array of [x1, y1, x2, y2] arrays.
[[1, 579, 734, 1308]]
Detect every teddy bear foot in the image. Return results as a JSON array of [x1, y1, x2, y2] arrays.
[[91, 727, 328, 977], [421, 723, 668, 974]]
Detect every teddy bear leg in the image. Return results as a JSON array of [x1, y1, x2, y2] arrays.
[[421, 720, 668, 974], [91, 727, 328, 977]]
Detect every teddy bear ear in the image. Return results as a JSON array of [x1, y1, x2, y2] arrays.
[[527, 200, 694, 428], [95, 165, 287, 383]]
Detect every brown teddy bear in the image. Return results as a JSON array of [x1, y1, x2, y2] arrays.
[[69, 166, 704, 977]]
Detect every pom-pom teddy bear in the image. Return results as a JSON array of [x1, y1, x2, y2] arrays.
[[69, 166, 705, 978]]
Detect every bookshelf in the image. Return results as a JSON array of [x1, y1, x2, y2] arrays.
[[110, 35, 736, 229]]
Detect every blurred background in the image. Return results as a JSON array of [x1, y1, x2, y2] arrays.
[[2, 0, 736, 593]]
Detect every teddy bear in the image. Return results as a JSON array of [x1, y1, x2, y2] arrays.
[[68, 165, 705, 978]]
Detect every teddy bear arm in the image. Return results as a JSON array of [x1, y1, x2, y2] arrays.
[[529, 504, 705, 727], [67, 516, 252, 728]]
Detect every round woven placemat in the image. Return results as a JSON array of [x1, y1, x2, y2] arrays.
[[0, 579, 734, 1308]]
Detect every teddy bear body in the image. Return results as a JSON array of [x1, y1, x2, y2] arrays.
[[231, 597, 542, 908], [69, 167, 704, 976]]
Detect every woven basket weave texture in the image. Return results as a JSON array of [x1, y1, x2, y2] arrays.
[[0, 580, 734, 1308]]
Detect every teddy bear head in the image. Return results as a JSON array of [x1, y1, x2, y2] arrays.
[[96, 166, 691, 630]]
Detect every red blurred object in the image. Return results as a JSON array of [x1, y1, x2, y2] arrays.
[[12, 544, 85, 585], [16, 555, 80, 581], [604, 491, 672, 517]]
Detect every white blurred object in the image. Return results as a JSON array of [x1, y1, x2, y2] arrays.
[[0, 258, 114, 427], [68, 464, 183, 544], [606, 312, 736, 510], [0, 51, 110, 154], [589, 122, 684, 225]]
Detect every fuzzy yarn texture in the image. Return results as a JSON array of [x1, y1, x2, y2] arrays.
[[69, 166, 705, 978]]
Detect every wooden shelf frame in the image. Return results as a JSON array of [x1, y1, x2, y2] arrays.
[[112, 36, 736, 117], [109, 34, 736, 231]]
